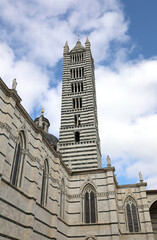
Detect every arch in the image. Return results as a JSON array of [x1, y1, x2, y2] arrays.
[[10, 130, 26, 187], [83, 184, 97, 223], [149, 200, 157, 239], [125, 196, 140, 232], [60, 178, 65, 219], [40, 159, 49, 206]]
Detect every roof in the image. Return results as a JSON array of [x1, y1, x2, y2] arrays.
[[34, 115, 50, 126], [70, 40, 85, 53], [45, 133, 58, 148]]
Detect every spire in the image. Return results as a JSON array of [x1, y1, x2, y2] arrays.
[[64, 41, 69, 53], [86, 36, 89, 43], [85, 36, 90, 49]]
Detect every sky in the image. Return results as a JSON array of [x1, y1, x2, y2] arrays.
[[0, 0, 157, 188]]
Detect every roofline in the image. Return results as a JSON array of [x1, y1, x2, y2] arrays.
[[0, 77, 60, 159], [70, 166, 115, 176], [146, 189, 157, 193], [117, 182, 147, 188]]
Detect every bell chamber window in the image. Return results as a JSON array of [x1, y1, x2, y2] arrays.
[[10, 130, 26, 187], [83, 184, 97, 223], [125, 196, 140, 232], [73, 97, 82, 109], [71, 82, 83, 93], [70, 53, 84, 63], [40, 159, 49, 206], [70, 67, 84, 79]]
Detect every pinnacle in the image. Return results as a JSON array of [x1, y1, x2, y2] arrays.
[[64, 41, 68, 47], [86, 36, 90, 43]]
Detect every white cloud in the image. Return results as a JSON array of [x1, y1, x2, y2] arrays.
[[0, 0, 128, 66], [0, 40, 61, 137], [96, 59, 157, 188]]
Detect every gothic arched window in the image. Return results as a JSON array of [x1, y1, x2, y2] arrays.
[[60, 178, 65, 219], [83, 184, 97, 223], [125, 196, 140, 232], [40, 159, 49, 206], [10, 131, 26, 187]]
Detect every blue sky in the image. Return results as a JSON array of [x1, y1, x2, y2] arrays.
[[124, 0, 157, 59], [0, 0, 157, 188]]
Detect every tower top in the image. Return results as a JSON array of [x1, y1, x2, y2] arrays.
[[70, 39, 85, 53]]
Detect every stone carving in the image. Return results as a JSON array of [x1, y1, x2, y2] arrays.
[[12, 78, 17, 90], [139, 171, 143, 183], [106, 155, 111, 167]]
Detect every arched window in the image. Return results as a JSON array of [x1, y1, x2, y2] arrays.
[[41, 159, 49, 206], [125, 196, 140, 232], [150, 201, 157, 238], [10, 131, 26, 187], [60, 178, 65, 219], [83, 184, 97, 223]]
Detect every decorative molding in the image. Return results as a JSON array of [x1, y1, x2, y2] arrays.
[[66, 191, 116, 199], [80, 175, 97, 192], [118, 204, 149, 210], [0, 121, 18, 143]]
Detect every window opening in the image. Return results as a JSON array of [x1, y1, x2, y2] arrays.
[[75, 131, 80, 142], [41, 159, 49, 206], [83, 184, 97, 223], [10, 131, 26, 187], [125, 197, 140, 232], [74, 115, 80, 127]]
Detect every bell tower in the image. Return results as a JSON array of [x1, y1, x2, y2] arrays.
[[58, 38, 101, 171]]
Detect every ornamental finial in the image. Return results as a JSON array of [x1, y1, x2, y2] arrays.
[[76, 32, 80, 41], [41, 107, 44, 115]]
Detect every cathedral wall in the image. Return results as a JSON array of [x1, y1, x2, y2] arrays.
[[0, 80, 67, 239], [117, 185, 154, 240], [0, 78, 156, 240]]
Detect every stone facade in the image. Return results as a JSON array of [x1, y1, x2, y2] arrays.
[[0, 40, 157, 240]]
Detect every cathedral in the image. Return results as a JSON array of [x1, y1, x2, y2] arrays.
[[0, 38, 157, 240]]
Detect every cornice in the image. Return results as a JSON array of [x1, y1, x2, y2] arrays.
[[70, 166, 115, 176], [117, 182, 147, 188]]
